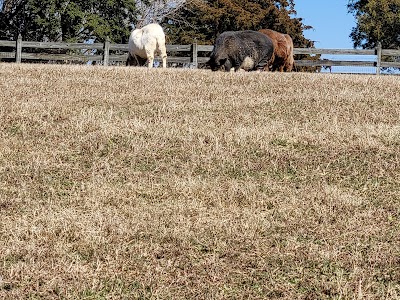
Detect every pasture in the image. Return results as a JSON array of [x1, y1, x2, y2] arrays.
[[0, 64, 399, 299]]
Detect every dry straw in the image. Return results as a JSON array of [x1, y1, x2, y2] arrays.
[[0, 63, 399, 299]]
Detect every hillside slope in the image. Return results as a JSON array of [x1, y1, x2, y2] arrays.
[[0, 64, 399, 299]]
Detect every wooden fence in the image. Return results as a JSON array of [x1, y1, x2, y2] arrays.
[[1, 34, 400, 75]]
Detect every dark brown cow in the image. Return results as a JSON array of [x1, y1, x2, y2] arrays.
[[259, 29, 294, 72], [207, 31, 275, 72]]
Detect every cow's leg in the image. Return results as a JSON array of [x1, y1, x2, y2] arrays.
[[129, 54, 143, 66], [224, 60, 233, 72], [126, 53, 130, 66], [284, 58, 294, 72], [126, 53, 133, 66], [147, 57, 154, 68], [145, 48, 154, 68], [158, 44, 167, 68], [233, 61, 242, 72], [257, 56, 270, 71]]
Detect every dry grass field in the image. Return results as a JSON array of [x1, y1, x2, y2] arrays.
[[0, 63, 399, 299]]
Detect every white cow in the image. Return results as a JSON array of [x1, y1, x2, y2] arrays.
[[126, 23, 167, 68]]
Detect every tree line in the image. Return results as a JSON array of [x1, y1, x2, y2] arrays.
[[0, 0, 399, 49]]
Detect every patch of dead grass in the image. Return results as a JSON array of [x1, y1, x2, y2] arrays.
[[0, 63, 399, 299]]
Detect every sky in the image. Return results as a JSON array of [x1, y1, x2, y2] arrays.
[[293, 1, 379, 73], [294, 0, 356, 49]]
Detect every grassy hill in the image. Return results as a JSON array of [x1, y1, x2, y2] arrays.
[[0, 64, 399, 299]]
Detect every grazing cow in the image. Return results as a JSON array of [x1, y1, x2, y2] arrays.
[[126, 23, 167, 68], [207, 30, 275, 72], [259, 29, 294, 72]]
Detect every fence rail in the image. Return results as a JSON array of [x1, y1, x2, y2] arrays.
[[1, 34, 400, 74]]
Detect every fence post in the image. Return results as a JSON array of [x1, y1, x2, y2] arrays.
[[375, 42, 382, 75], [103, 37, 110, 66], [191, 43, 198, 68], [16, 34, 22, 63]]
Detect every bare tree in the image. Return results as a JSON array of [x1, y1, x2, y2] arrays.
[[135, 0, 190, 28], [1, 0, 24, 13]]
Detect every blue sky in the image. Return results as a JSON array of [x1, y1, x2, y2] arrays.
[[294, 1, 356, 49], [293, 1, 379, 73]]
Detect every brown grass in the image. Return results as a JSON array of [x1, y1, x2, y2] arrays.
[[0, 63, 399, 299]]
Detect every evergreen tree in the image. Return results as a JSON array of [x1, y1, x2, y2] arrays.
[[0, 0, 137, 42], [0, 0, 27, 40], [163, 0, 314, 48], [348, 0, 400, 49]]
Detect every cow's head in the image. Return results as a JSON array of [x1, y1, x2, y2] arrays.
[[206, 56, 230, 71]]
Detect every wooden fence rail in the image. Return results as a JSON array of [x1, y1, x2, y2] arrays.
[[1, 34, 400, 74]]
